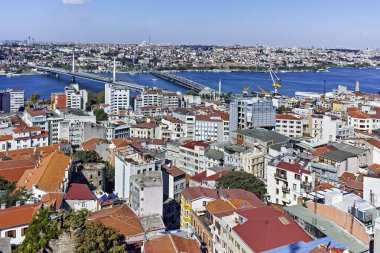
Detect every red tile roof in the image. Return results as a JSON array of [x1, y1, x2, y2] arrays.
[[366, 138, 380, 149], [131, 122, 158, 129], [12, 126, 42, 134], [0, 135, 12, 141], [144, 235, 201, 253], [81, 138, 109, 151], [276, 114, 301, 120], [181, 186, 219, 201], [0, 203, 41, 229], [0, 158, 37, 182], [42, 193, 64, 211], [277, 161, 311, 175], [64, 183, 94, 200], [181, 140, 209, 150], [162, 165, 186, 178], [233, 207, 312, 252], [25, 108, 49, 117], [88, 204, 144, 237]]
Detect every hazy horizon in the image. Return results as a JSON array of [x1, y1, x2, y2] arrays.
[[2, 0, 380, 49]]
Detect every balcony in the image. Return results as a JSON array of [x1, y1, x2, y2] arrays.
[[282, 186, 290, 194], [274, 172, 287, 181]]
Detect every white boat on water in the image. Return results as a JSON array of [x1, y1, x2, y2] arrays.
[[152, 78, 157, 81], [5, 73, 14, 78]]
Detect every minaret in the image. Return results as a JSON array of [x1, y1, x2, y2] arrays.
[[72, 53, 75, 73], [355, 80, 360, 92], [113, 58, 116, 82]]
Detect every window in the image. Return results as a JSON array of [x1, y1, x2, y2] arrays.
[[293, 184, 297, 190], [7, 230, 16, 238], [203, 201, 207, 206], [21, 227, 27, 236]]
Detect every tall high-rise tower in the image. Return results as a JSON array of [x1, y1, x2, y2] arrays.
[[355, 80, 360, 92]]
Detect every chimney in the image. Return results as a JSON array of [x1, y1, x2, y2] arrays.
[[16, 201, 21, 207], [1, 203, 6, 210]]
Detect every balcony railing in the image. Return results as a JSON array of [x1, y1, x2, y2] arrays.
[[274, 172, 287, 180], [282, 186, 290, 194]]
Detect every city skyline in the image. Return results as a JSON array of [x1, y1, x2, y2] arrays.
[[2, 0, 380, 48]]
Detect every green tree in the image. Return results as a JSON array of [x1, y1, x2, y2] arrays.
[[75, 223, 127, 253], [186, 90, 198, 96], [276, 105, 292, 114], [75, 150, 102, 163], [29, 93, 40, 105], [85, 92, 98, 111], [0, 177, 31, 207], [97, 91, 105, 104], [216, 172, 266, 200], [63, 209, 89, 233], [16, 208, 60, 253], [104, 162, 115, 192], [93, 108, 108, 122]]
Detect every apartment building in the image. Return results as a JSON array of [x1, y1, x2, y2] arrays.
[[134, 87, 179, 111], [195, 114, 229, 142], [64, 83, 88, 110], [0, 126, 49, 151], [129, 171, 163, 216], [266, 158, 314, 206], [130, 122, 159, 139], [275, 114, 303, 138], [309, 114, 323, 139], [161, 117, 187, 141], [114, 144, 162, 200], [347, 107, 380, 133], [22, 108, 50, 130], [161, 165, 186, 202], [229, 96, 276, 136], [8, 89, 24, 113], [213, 207, 312, 253], [104, 83, 130, 114], [175, 141, 210, 175], [172, 108, 196, 139]]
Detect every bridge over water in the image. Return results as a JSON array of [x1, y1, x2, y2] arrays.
[[28, 64, 215, 93], [150, 71, 215, 93]]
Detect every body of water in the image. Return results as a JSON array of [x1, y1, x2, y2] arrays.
[[0, 67, 379, 100]]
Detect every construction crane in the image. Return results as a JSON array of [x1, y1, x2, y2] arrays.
[[256, 85, 271, 96], [268, 68, 282, 94], [242, 84, 252, 95]]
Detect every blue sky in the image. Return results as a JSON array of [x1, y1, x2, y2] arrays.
[[1, 0, 379, 48]]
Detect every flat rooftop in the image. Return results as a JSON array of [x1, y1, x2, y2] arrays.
[[284, 205, 368, 253]]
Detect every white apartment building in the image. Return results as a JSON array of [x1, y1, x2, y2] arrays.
[[134, 87, 179, 111], [321, 115, 353, 142], [195, 114, 229, 142], [64, 83, 88, 110], [114, 145, 162, 200], [129, 171, 163, 217], [161, 117, 187, 141], [22, 108, 49, 130], [275, 114, 303, 138], [8, 89, 24, 113], [347, 107, 380, 133], [266, 158, 314, 206], [172, 109, 196, 139], [176, 141, 210, 175], [309, 114, 323, 139], [105, 83, 130, 114], [0, 126, 48, 151]]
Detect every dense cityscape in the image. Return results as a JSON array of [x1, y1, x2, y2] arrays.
[[2, 41, 380, 74], [2, 1, 380, 253]]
